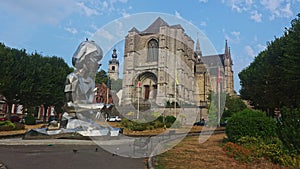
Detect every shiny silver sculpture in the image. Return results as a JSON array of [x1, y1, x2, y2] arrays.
[[64, 39, 105, 120]]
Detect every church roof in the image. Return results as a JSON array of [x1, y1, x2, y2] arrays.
[[201, 54, 225, 68], [141, 17, 169, 34], [129, 27, 139, 33], [170, 24, 184, 30]]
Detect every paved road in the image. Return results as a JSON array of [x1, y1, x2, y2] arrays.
[[0, 144, 146, 169]]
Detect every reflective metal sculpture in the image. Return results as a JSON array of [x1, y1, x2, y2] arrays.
[[64, 39, 104, 120]]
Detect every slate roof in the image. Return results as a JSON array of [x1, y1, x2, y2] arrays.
[[141, 17, 169, 34], [202, 54, 225, 67], [128, 27, 139, 33]]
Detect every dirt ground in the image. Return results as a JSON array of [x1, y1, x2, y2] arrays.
[[155, 133, 284, 169]]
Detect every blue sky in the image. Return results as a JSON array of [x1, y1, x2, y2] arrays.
[[0, 0, 299, 93]]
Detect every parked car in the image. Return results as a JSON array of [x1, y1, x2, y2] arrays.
[[115, 116, 122, 122], [193, 118, 205, 126], [10, 115, 21, 123], [108, 116, 116, 122], [108, 116, 122, 122], [220, 120, 227, 127], [0, 117, 8, 121]]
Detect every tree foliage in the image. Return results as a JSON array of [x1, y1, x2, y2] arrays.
[[239, 14, 300, 111], [95, 69, 108, 85], [0, 43, 72, 115], [277, 107, 300, 154], [222, 94, 247, 121]]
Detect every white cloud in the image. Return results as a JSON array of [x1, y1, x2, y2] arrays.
[[245, 0, 253, 6], [222, 0, 297, 22], [77, 2, 99, 16], [97, 29, 114, 41], [281, 3, 293, 18], [104, 0, 129, 12], [85, 31, 94, 38], [223, 30, 241, 44], [102, 1, 109, 8], [231, 31, 240, 37], [231, 31, 241, 42], [200, 21, 207, 26], [117, 8, 130, 18], [245, 45, 255, 57], [118, 0, 128, 3], [261, 0, 293, 20], [65, 27, 78, 34], [222, 0, 252, 13], [175, 11, 183, 19], [199, 0, 208, 3], [250, 10, 262, 22], [261, 0, 282, 12]]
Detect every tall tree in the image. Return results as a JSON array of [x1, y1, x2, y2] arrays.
[[239, 13, 300, 111], [0, 43, 72, 118], [0, 43, 27, 118]]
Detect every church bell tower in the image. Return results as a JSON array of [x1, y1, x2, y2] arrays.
[[108, 48, 119, 80]]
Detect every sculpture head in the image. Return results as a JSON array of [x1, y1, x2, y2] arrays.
[[72, 39, 103, 73]]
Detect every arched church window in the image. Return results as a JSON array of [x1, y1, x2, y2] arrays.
[[147, 39, 158, 62]]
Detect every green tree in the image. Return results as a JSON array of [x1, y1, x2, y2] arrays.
[[239, 13, 300, 111], [207, 101, 218, 127], [0, 43, 72, 119], [0, 43, 27, 118], [277, 107, 300, 154], [221, 94, 247, 121], [95, 69, 108, 85]]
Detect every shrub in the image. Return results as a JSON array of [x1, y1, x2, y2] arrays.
[[279, 154, 300, 168], [120, 118, 130, 128], [165, 115, 177, 128], [0, 121, 16, 131], [120, 115, 177, 131], [258, 143, 283, 163], [14, 123, 25, 130], [237, 136, 263, 147], [223, 142, 253, 162], [276, 107, 300, 154], [25, 114, 36, 125], [225, 109, 277, 143], [153, 120, 164, 129], [130, 122, 147, 131], [156, 115, 164, 123]]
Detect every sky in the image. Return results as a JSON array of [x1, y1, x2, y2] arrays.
[[0, 0, 299, 93]]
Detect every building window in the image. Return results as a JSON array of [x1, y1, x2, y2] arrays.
[[147, 39, 158, 62], [112, 66, 115, 71]]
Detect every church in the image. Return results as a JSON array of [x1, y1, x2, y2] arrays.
[[107, 17, 234, 110]]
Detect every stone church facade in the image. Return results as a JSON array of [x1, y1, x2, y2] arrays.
[[119, 17, 234, 108]]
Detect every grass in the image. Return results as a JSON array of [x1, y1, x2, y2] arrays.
[[154, 133, 284, 169]]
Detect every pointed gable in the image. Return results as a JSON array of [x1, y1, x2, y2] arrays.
[[129, 27, 139, 33], [141, 17, 169, 34]]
